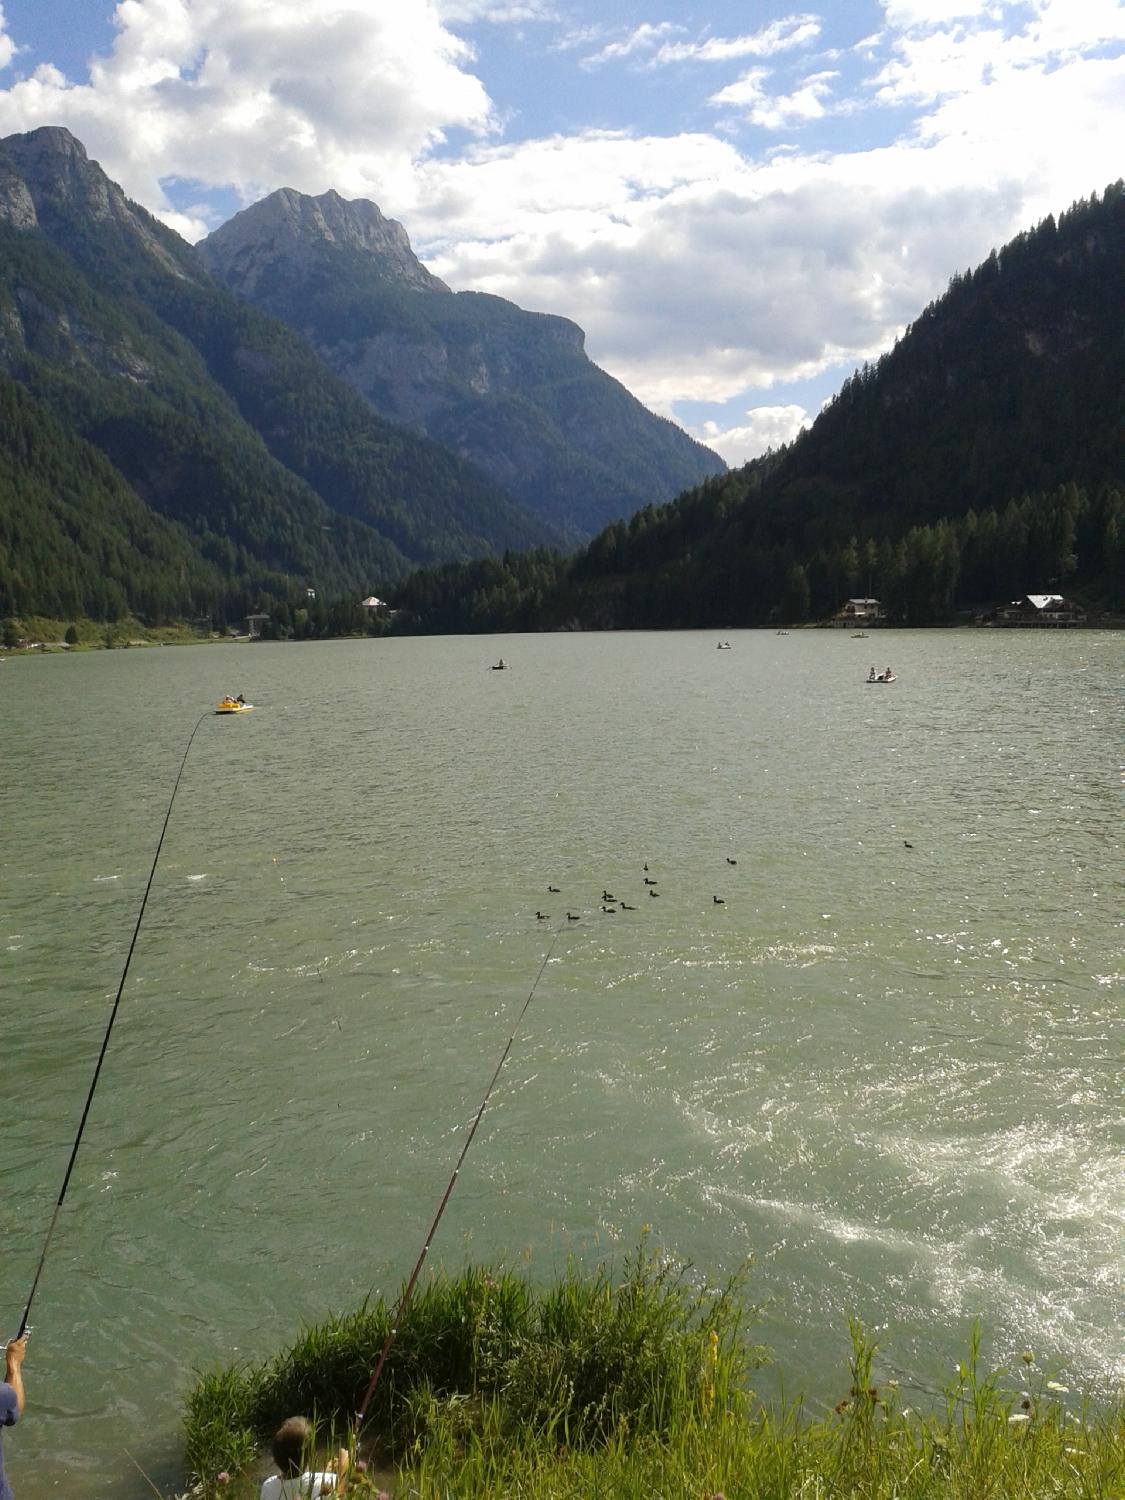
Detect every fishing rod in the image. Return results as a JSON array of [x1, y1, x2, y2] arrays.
[[354, 918, 568, 1430], [14, 709, 211, 1340]]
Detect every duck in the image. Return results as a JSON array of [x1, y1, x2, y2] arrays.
[[548, 884, 560, 893], [620, 902, 636, 911], [644, 877, 658, 886], [602, 891, 616, 902], [567, 912, 581, 921], [726, 857, 737, 866], [649, 889, 660, 897], [601, 905, 616, 914], [713, 895, 725, 904], [536, 911, 550, 920]]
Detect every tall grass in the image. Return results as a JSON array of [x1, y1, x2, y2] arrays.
[[183, 1247, 1123, 1500]]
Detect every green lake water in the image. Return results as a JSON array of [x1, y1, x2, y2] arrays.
[[1, 629, 1122, 1495]]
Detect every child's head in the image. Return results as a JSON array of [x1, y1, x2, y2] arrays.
[[272, 1416, 312, 1478]]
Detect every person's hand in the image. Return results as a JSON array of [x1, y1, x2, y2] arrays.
[[4, 1336, 27, 1372]]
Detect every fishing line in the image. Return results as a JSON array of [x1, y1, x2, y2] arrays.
[[14, 709, 210, 1339], [354, 918, 569, 1429]]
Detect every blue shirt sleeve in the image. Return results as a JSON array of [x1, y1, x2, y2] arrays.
[[0, 1382, 18, 1426]]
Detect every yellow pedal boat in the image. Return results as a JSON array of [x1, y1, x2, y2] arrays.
[[215, 697, 254, 714]]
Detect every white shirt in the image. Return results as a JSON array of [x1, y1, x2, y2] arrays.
[[260, 1472, 338, 1499]]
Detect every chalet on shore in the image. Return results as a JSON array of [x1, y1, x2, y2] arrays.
[[833, 597, 886, 626], [986, 594, 1086, 627]]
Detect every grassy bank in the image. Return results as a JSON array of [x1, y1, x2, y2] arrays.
[[183, 1247, 1122, 1499], [2, 614, 228, 650]]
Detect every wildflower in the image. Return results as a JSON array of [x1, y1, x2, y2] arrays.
[[354, 1459, 368, 1472], [1022, 1351, 1034, 1364], [1008, 1413, 1030, 1424], [216, 1475, 230, 1486], [1047, 1381, 1070, 1393]]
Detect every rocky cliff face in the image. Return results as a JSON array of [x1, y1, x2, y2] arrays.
[[200, 187, 449, 297], [201, 187, 724, 538], [0, 125, 561, 617], [1, 127, 188, 276]]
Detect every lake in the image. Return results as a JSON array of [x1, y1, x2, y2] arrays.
[[1, 629, 1121, 1496]]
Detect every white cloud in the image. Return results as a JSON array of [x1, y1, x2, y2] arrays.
[[436, 0, 556, 21], [417, 23, 1124, 410], [872, 0, 1125, 104], [0, 0, 495, 225], [579, 22, 682, 70], [882, 0, 991, 25], [711, 67, 838, 127], [652, 16, 823, 65], [699, 404, 812, 465], [0, 3, 17, 71]]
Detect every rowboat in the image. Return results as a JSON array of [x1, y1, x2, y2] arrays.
[[216, 697, 253, 714]]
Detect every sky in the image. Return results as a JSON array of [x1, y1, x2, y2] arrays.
[[0, 1, 1122, 465]]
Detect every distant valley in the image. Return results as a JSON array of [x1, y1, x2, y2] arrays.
[[0, 126, 721, 628], [1, 127, 1120, 636]]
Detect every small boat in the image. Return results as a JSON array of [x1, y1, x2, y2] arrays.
[[852, 632, 869, 639], [865, 673, 896, 684], [491, 658, 508, 671], [215, 697, 253, 714], [716, 641, 731, 649]]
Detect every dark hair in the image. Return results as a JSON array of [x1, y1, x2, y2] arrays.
[[272, 1416, 311, 1477]]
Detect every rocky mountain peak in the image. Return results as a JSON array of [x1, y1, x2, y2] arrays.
[[0, 126, 188, 276], [3, 126, 109, 215], [198, 187, 449, 298]]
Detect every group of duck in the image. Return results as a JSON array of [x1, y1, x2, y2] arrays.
[[536, 858, 737, 922]]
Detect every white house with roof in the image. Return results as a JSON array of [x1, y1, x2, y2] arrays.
[[994, 594, 1086, 626], [835, 597, 886, 625]]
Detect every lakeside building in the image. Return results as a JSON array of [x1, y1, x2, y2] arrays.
[[833, 597, 886, 626], [986, 594, 1087, 627]]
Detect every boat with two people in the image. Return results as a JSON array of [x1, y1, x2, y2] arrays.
[[215, 695, 254, 714], [866, 666, 896, 683]]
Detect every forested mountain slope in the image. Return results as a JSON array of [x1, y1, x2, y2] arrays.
[[0, 127, 558, 622], [199, 188, 725, 542], [391, 183, 1125, 630]]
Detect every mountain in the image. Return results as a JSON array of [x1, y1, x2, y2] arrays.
[[390, 182, 1125, 631], [198, 189, 725, 542], [0, 127, 559, 624]]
